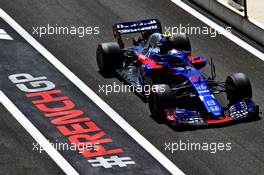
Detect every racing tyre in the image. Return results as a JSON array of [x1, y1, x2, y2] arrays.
[[225, 73, 252, 103], [96, 42, 123, 74], [170, 33, 191, 52], [148, 84, 173, 122]]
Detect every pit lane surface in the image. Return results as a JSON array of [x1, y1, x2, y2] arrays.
[[0, 104, 64, 175], [0, 14, 174, 175], [0, 0, 264, 175]]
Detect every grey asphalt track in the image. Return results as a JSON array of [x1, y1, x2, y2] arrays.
[[0, 0, 263, 175], [0, 104, 64, 175], [0, 17, 171, 175]]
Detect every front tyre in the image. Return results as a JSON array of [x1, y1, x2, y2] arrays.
[[225, 73, 252, 103], [148, 84, 173, 121]]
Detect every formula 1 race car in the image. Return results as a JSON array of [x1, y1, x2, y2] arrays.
[[96, 19, 259, 126]]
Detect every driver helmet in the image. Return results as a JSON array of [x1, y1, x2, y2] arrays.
[[159, 34, 180, 54]]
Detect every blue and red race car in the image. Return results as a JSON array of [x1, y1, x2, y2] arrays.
[[96, 19, 259, 127]]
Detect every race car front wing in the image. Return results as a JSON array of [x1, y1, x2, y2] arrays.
[[166, 99, 259, 126]]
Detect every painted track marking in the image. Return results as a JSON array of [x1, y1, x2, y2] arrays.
[[0, 28, 12, 40], [0, 91, 79, 175]]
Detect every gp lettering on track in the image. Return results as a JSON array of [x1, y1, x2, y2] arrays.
[[9, 73, 124, 158]]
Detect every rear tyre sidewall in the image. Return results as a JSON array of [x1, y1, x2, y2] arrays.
[[170, 33, 191, 52], [96, 42, 122, 74]]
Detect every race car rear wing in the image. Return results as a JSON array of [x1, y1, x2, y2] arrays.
[[113, 19, 162, 35], [113, 19, 162, 48]]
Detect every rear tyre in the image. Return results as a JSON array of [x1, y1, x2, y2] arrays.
[[148, 84, 173, 121], [170, 33, 191, 52], [96, 42, 123, 74], [225, 73, 252, 103]]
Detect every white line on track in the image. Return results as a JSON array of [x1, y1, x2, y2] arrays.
[[0, 91, 79, 175], [0, 9, 184, 175], [0, 28, 13, 40], [170, 0, 264, 61]]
